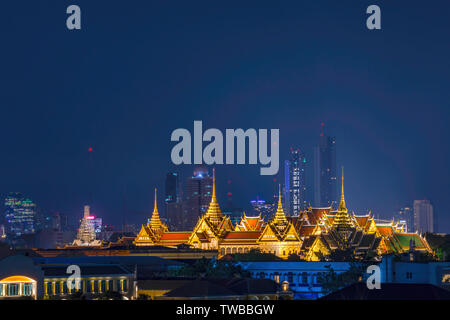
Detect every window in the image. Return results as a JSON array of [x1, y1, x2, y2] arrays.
[[316, 273, 323, 284], [406, 272, 413, 280], [7, 284, 19, 296], [46, 282, 52, 295], [23, 283, 33, 296], [55, 282, 60, 295], [274, 273, 280, 284], [302, 272, 308, 284], [108, 280, 114, 292], [288, 273, 293, 283], [122, 279, 128, 292]]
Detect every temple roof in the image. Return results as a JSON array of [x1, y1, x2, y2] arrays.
[[223, 231, 261, 240], [149, 188, 165, 230], [332, 168, 354, 239], [272, 185, 288, 225], [235, 214, 265, 231], [297, 225, 317, 237], [159, 232, 191, 241]]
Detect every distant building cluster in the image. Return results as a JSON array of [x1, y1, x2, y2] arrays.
[[0, 126, 437, 251]]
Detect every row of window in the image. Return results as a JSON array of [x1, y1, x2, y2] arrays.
[[220, 247, 301, 256], [256, 272, 324, 285], [0, 283, 33, 297], [44, 279, 128, 295]]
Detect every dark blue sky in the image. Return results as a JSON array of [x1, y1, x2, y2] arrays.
[[0, 1, 449, 231]]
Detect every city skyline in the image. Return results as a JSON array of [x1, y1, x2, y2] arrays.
[[0, 1, 448, 233], [1, 158, 438, 236], [0, 130, 443, 234]]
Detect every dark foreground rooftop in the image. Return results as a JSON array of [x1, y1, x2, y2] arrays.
[[321, 283, 450, 300]]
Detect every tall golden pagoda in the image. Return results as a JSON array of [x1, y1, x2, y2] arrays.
[[270, 185, 289, 232], [133, 168, 433, 260], [134, 188, 168, 245], [187, 168, 234, 249], [149, 188, 167, 232], [204, 168, 224, 226]]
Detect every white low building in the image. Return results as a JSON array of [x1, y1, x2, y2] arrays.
[[239, 261, 351, 299]]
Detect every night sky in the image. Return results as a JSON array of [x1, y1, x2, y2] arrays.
[[0, 1, 449, 231]]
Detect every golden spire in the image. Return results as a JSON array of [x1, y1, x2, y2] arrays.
[[333, 167, 354, 241], [338, 166, 347, 212], [211, 168, 217, 203], [149, 188, 162, 229], [205, 168, 223, 224], [273, 184, 288, 224]]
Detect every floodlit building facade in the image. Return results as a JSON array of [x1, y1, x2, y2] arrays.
[[134, 169, 434, 261]]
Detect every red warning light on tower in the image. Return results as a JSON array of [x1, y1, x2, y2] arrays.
[[88, 147, 93, 152]]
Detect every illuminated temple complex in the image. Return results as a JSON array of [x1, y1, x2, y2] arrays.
[[134, 169, 433, 261]]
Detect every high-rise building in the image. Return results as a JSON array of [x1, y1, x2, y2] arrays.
[[165, 172, 179, 203], [314, 126, 337, 207], [250, 198, 274, 222], [182, 166, 213, 229], [165, 172, 184, 230], [4, 193, 36, 237], [414, 200, 434, 233], [396, 206, 414, 232], [222, 179, 243, 226], [284, 148, 307, 215]]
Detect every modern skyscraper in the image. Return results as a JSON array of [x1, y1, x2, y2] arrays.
[[165, 172, 183, 230], [165, 172, 179, 203], [4, 193, 36, 237], [414, 200, 434, 233], [182, 166, 213, 229], [284, 148, 307, 215], [314, 126, 337, 207], [222, 179, 243, 226], [396, 206, 414, 232]]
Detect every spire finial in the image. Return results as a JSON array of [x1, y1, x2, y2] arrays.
[[278, 184, 282, 208], [338, 166, 347, 212], [149, 187, 162, 229], [205, 168, 223, 223], [273, 184, 287, 223], [212, 168, 216, 203], [154, 188, 158, 212]]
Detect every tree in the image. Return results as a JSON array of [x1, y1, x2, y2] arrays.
[[232, 249, 282, 262], [424, 233, 450, 261], [170, 257, 250, 278], [317, 262, 366, 295], [287, 253, 305, 261]]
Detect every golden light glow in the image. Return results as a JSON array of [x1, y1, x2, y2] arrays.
[[0, 275, 35, 283], [133, 169, 434, 260]]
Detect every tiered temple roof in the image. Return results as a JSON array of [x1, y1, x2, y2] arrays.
[[134, 168, 434, 260]]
